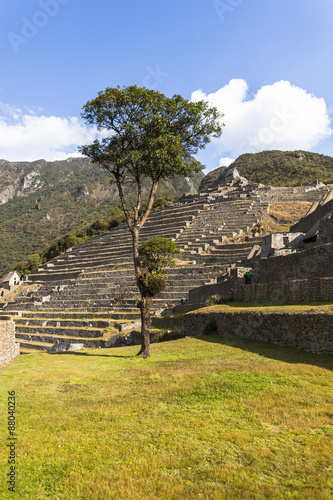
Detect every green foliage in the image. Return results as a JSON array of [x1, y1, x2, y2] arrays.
[[231, 150, 333, 186], [138, 236, 180, 273], [205, 294, 223, 306], [141, 194, 174, 213], [41, 234, 82, 262], [205, 294, 234, 306], [12, 214, 125, 275], [137, 274, 166, 296], [27, 253, 43, 270], [80, 85, 223, 184], [137, 237, 180, 297], [14, 261, 30, 275], [153, 194, 174, 209], [0, 157, 202, 280], [14, 253, 43, 275]]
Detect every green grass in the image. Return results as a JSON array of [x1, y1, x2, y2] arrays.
[[1, 337, 332, 499], [197, 301, 333, 315]]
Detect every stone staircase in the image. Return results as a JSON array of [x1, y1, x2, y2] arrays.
[[257, 184, 331, 204], [0, 195, 269, 352], [6, 310, 141, 352], [176, 196, 267, 259]]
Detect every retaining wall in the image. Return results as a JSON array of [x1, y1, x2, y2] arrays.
[[183, 310, 333, 354], [0, 319, 19, 366], [189, 277, 333, 305], [255, 243, 333, 283], [291, 198, 333, 233]]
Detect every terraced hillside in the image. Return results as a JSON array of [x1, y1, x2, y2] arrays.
[[0, 185, 269, 352]]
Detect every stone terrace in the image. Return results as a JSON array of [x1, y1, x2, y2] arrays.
[[0, 194, 269, 352]]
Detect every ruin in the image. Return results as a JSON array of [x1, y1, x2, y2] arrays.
[[0, 317, 19, 365], [0, 171, 332, 356], [1, 271, 22, 296]]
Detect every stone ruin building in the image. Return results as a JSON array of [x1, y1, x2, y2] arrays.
[[1, 271, 21, 296], [0, 164, 332, 357]]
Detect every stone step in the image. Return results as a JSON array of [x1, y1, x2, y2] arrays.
[[0, 310, 140, 320], [7, 297, 177, 311], [17, 336, 106, 350], [16, 325, 106, 338], [34, 258, 134, 273], [17, 339, 54, 351], [16, 332, 106, 345], [15, 318, 111, 328]]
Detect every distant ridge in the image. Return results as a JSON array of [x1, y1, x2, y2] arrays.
[[230, 150, 333, 187], [0, 157, 203, 278], [199, 151, 333, 192]]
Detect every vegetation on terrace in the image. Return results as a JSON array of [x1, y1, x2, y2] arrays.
[[0, 336, 332, 499], [194, 301, 333, 314]]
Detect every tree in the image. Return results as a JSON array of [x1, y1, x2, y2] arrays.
[[137, 236, 180, 355], [79, 85, 223, 358]]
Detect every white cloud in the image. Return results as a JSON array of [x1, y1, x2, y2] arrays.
[[1, 81, 332, 165], [219, 157, 235, 167], [0, 106, 101, 161], [192, 79, 333, 161]]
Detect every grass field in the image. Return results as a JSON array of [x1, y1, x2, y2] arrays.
[[1, 335, 332, 499], [195, 302, 333, 315]]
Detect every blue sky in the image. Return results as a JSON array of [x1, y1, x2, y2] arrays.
[[1, 0, 333, 172]]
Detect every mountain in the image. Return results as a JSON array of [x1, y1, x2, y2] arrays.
[[0, 157, 204, 278], [228, 150, 333, 187], [199, 151, 333, 192], [198, 166, 228, 192]]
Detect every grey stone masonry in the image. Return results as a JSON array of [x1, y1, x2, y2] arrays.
[[255, 243, 333, 283], [291, 197, 333, 234], [183, 309, 333, 355], [0, 318, 19, 365], [5, 181, 331, 353], [189, 277, 333, 306]]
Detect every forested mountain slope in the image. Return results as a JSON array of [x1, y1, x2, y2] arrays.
[[231, 150, 333, 186], [0, 157, 203, 277]]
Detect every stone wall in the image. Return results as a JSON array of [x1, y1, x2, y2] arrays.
[[237, 278, 333, 303], [258, 185, 331, 204], [0, 319, 19, 366], [261, 232, 304, 258], [255, 243, 333, 283], [183, 310, 333, 354], [189, 277, 333, 305], [318, 217, 333, 244], [188, 243, 333, 305], [291, 198, 333, 233]]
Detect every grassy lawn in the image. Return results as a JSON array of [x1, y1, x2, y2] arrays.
[[195, 302, 333, 315], [0, 336, 332, 499]]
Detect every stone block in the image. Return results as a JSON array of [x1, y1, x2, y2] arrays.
[[48, 343, 85, 352]]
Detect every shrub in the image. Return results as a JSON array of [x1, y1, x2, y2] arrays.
[[205, 294, 235, 306], [205, 295, 222, 306], [202, 319, 219, 336]]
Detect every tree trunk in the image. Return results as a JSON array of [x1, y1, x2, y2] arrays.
[[130, 229, 152, 359], [139, 296, 153, 359], [131, 228, 141, 278]]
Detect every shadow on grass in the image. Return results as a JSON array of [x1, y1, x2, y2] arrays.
[[48, 351, 137, 359], [199, 334, 333, 371], [208, 300, 333, 310]]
